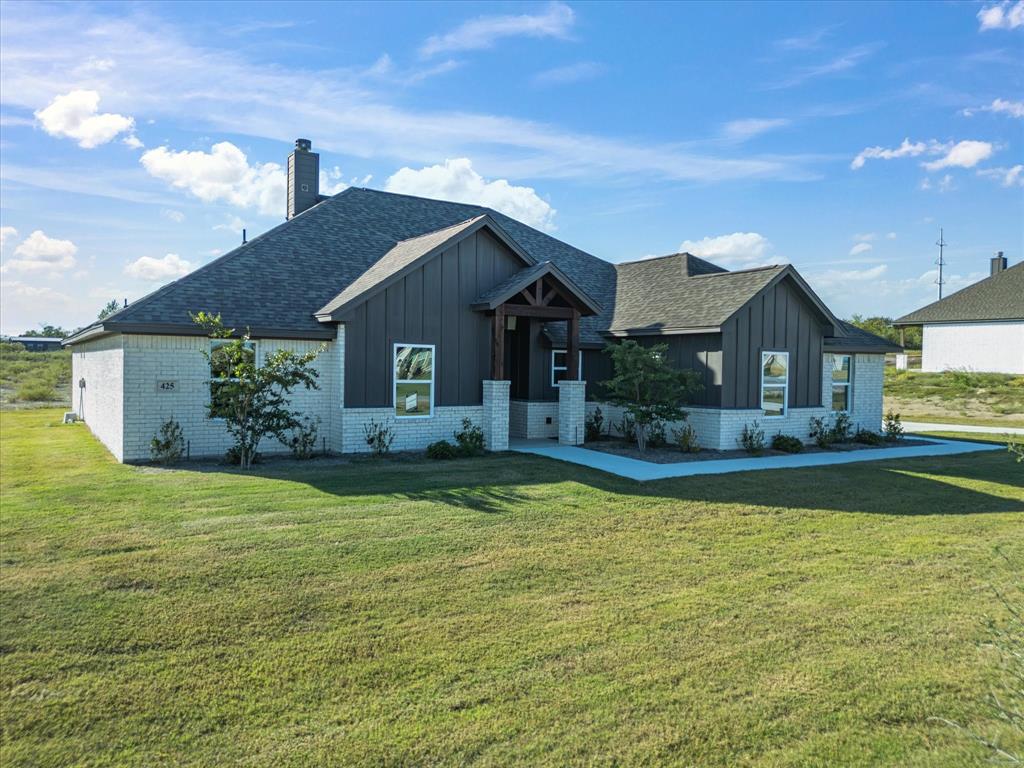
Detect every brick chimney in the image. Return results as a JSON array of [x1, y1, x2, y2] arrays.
[[287, 138, 319, 220], [991, 251, 1007, 276]]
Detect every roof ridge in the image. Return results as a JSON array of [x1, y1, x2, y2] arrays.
[[615, 252, 692, 267], [687, 264, 784, 278], [393, 214, 487, 245]]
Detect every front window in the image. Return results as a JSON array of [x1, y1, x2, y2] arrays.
[[394, 344, 434, 418], [760, 351, 789, 417], [551, 349, 584, 387], [831, 354, 852, 412], [209, 339, 256, 419]]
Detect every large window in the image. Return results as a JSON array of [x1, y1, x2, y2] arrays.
[[760, 351, 789, 417], [831, 354, 852, 412], [209, 339, 256, 419], [394, 344, 434, 418], [551, 349, 584, 387]]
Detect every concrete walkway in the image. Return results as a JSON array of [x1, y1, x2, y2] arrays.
[[902, 420, 1024, 436], [510, 437, 1005, 482]]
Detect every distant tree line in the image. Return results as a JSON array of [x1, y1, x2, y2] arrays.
[[847, 314, 921, 350], [17, 300, 123, 339]]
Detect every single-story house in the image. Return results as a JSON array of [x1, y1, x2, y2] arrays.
[[894, 254, 1023, 374], [64, 139, 899, 462], [8, 336, 64, 352]]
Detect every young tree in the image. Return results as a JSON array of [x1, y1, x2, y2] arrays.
[[192, 312, 324, 469], [98, 300, 121, 320], [601, 340, 702, 451]]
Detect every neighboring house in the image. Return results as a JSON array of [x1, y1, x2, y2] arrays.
[[7, 336, 64, 352], [64, 139, 899, 462], [894, 254, 1023, 374]]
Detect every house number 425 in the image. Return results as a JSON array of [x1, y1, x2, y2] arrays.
[[156, 380, 177, 392]]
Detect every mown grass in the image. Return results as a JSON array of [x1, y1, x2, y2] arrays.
[[2, 409, 1023, 767], [0, 342, 71, 407], [885, 368, 1024, 427]]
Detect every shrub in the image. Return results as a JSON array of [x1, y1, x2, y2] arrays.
[[738, 421, 766, 454], [884, 410, 904, 442], [672, 423, 700, 453], [647, 419, 667, 448], [854, 429, 885, 446], [1008, 440, 1023, 463], [454, 418, 486, 457], [225, 445, 261, 465], [363, 418, 395, 456], [832, 412, 852, 443], [809, 416, 835, 448], [426, 439, 457, 460], [287, 415, 320, 459], [150, 418, 185, 464], [14, 382, 57, 402], [616, 413, 636, 443], [771, 433, 803, 453], [585, 406, 605, 442]]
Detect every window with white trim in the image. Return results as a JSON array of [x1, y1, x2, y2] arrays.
[[394, 344, 434, 418], [551, 349, 583, 387], [209, 339, 256, 419], [760, 351, 789, 417], [831, 354, 852, 412]]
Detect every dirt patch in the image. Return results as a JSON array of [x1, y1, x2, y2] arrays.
[[582, 437, 936, 464]]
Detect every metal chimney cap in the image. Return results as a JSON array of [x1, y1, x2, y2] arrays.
[[295, 138, 312, 152]]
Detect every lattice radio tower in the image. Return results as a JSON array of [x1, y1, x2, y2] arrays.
[[935, 228, 947, 300]]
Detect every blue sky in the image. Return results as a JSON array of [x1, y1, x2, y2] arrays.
[[1, 0, 1021, 335]]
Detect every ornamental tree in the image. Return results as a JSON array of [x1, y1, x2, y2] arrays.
[[601, 340, 702, 452], [192, 311, 324, 469]]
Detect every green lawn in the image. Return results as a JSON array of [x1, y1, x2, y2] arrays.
[[884, 368, 1024, 428], [2, 410, 1022, 767]]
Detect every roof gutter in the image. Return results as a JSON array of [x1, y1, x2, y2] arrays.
[[604, 326, 721, 337]]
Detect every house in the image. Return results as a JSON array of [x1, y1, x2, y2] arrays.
[[7, 336, 64, 352], [894, 254, 1023, 374], [64, 139, 899, 462]]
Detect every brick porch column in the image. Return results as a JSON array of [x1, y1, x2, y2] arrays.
[[558, 380, 586, 445], [481, 380, 510, 451]]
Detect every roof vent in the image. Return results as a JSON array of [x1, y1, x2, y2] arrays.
[[991, 251, 1007, 276]]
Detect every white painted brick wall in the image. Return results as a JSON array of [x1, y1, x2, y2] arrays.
[[558, 381, 586, 445], [922, 321, 1024, 374], [850, 353, 885, 432], [341, 406, 484, 453], [481, 380, 510, 450], [510, 400, 558, 439], [71, 335, 125, 461]]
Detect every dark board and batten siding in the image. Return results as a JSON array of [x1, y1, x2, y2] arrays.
[[720, 276, 825, 409], [342, 229, 523, 408]]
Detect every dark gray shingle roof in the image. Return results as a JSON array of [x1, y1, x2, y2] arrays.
[[894, 262, 1024, 325], [825, 322, 902, 353]]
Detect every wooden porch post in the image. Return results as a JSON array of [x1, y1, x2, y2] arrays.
[[567, 309, 580, 380], [491, 305, 505, 380]]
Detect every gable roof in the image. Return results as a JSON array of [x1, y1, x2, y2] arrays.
[[825, 322, 902, 353], [471, 260, 603, 315], [894, 261, 1024, 325]]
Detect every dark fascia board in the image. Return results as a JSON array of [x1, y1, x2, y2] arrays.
[[315, 214, 535, 322], [64, 321, 335, 346], [727, 265, 841, 335], [471, 261, 603, 316], [604, 325, 722, 337]]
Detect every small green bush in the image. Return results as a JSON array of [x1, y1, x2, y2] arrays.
[[771, 433, 803, 453], [809, 416, 835, 448], [884, 410, 904, 442], [150, 418, 185, 464], [854, 429, 885, 446], [426, 439, 457, 460], [616, 413, 636, 442], [454, 418, 485, 456], [224, 445, 261, 465], [287, 415, 320, 459], [647, 419, 667, 449], [14, 382, 58, 402], [832, 412, 852, 443], [585, 406, 605, 442], [672, 423, 700, 453], [363, 418, 395, 456], [738, 421, 766, 454]]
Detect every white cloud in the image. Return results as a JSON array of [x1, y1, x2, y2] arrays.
[[938, 174, 956, 192], [978, 1, 1024, 30], [849, 242, 873, 256], [384, 158, 556, 231], [886, 232, 897, 239], [532, 61, 606, 87], [213, 215, 246, 234], [978, 164, 1024, 187], [769, 44, 880, 89], [3, 230, 78, 273], [721, 118, 791, 141], [963, 98, 1024, 118], [922, 140, 994, 171], [319, 166, 349, 196], [0, 226, 17, 250], [2, 280, 73, 304], [853, 232, 877, 242], [140, 141, 285, 216], [421, 2, 574, 57], [851, 138, 929, 170], [677, 232, 779, 269], [34, 90, 135, 148], [124, 253, 193, 281], [122, 134, 144, 149], [811, 264, 888, 289], [160, 208, 185, 223]]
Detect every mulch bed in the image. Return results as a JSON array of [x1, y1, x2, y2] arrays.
[[582, 437, 936, 464]]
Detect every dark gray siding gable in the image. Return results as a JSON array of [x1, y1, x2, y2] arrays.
[[720, 276, 825, 409], [342, 229, 522, 407]]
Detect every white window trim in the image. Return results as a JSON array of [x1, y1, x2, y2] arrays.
[[393, 342, 435, 419], [760, 350, 789, 419], [551, 349, 584, 387], [831, 354, 853, 413], [209, 339, 257, 421]]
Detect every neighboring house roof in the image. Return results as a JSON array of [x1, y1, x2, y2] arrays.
[[471, 260, 603, 315], [894, 261, 1024, 325], [8, 336, 64, 343]]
